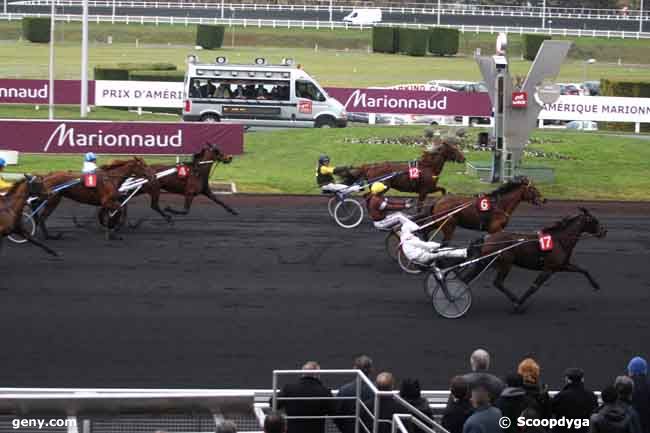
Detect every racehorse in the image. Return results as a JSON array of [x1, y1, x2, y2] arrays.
[[429, 177, 546, 244], [337, 140, 466, 209], [0, 175, 57, 256], [141, 143, 238, 216], [34, 157, 165, 240], [464, 208, 606, 312]]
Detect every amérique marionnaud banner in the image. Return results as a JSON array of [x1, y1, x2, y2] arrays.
[[325, 87, 492, 116], [0, 120, 244, 155], [0, 79, 95, 105]]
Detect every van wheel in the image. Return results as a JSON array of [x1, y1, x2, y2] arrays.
[[316, 117, 336, 128], [201, 114, 220, 123], [430, 121, 438, 126]]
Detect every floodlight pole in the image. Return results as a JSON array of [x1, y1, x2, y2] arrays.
[[640, 0, 644, 33], [329, 0, 332, 22], [80, 0, 89, 117], [437, 0, 441, 25], [541, 0, 546, 28], [48, 0, 55, 120], [220, 0, 224, 19]]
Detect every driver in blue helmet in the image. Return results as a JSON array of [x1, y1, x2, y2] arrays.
[[82, 152, 98, 174], [316, 155, 353, 193], [0, 157, 12, 192]]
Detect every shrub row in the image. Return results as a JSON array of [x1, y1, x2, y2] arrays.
[[196, 24, 224, 49], [522, 34, 552, 61], [372, 26, 459, 57], [22, 17, 51, 43], [94, 62, 178, 80]]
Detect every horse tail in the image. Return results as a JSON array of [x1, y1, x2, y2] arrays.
[[456, 236, 490, 284]]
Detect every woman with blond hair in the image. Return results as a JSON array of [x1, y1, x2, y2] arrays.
[[517, 358, 552, 419]]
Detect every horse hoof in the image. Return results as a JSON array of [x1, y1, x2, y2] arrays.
[[512, 302, 528, 314]]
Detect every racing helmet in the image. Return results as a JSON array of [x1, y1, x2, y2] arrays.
[[370, 182, 388, 194], [318, 155, 330, 165], [0, 157, 5, 168], [85, 152, 97, 162]]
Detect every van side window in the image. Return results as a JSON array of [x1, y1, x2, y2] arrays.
[[295, 80, 325, 102]]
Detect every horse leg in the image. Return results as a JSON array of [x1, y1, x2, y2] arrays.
[[17, 228, 58, 257], [433, 186, 447, 195], [515, 270, 554, 312], [36, 196, 64, 240], [562, 263, 601, 291], [203, 189, 239, 216], [148, 191, 172, 224], [492, 262, 519, 304], [440, 219, 457, 246], [164, 194, 194, 215], [416, 191, 427, 212]]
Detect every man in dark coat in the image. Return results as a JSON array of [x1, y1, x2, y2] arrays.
[[335, 355, 374, 433], [442, 376, 474, 433], [615, 376, 643, 433], [273, 361, 334, 433], [363, 372, 403, 433], [628, 357, 650, 433], [591, 385, 638, 433], [462, 383, 504, 433], [496, 374, 527, 433], [462, 349, 505, 403], [551, 368, 597, 433]]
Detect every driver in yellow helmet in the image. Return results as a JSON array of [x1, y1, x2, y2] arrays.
[[0, 158, 13, 193], [366, 181, 414, 230]]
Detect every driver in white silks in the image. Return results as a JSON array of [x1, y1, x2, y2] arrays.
[[399, 219, 468, 275]]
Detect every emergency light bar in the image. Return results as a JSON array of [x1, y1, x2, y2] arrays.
[[255, 57, 267, 65], [186, 54, 198, 64], [216, 56, 228, 64]]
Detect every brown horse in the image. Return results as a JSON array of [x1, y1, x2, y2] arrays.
[[430, 177, 546, 244], [463, 208, 606, 312], [34, 157, 164, 240], [0, 175, 57, 256], [140, 143, 237, 216], [338, 140, 466, 208]]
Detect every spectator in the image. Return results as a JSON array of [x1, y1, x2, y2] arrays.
[[274, 361, 334, 433], [215, 83, 232, 99], [335, 355, 374, 433], [519, 408, 547, 433], [495, 374, 526, 433], [615, 376, 643, 433], [215, 421, 237, 433], [627, 357, 650, 433], [462, 382, 504, 433], [264, 411, 287, 433], [399, 378, 434, 433], [363, 372, 402, 433], [442, 376, 473, 433], [518, 358, 552, 419], [590, 385, 637, 433], [462, 349, 505, 403], [551, 368, 597, 433]]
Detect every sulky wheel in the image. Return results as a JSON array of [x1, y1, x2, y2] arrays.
[[333, 198, 364, 229], [327, 196, 338, 218], [425, 270, 472, 319], [7, 209, 36, 244], [397, 247, 423, 275], [96, 207, 128, 231], [384, 230, 400, 261]]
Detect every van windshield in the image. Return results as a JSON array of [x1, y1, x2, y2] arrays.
[[295, 80, 325, 102], [189, 78, 290, 101]]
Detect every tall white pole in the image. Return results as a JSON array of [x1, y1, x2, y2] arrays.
[[437, 0, 441, 25], [640, 0, 644, 33], [542, 0, 546, 28], [4, 0, 7, 15], [112, 0, 115, 20], [48, 0, 55, 120], [220, 0, 223, 19], [80, 0, 89, 117], [329, 0, 332, 22]]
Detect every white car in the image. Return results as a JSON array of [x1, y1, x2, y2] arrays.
[[566, 120, 598, 131]]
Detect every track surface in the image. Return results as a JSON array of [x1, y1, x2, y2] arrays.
[[2, 196, 649, 391]]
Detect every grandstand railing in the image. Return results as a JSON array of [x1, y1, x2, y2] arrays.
[[7, 0, 649, 21], [2, 12, 650, 39]]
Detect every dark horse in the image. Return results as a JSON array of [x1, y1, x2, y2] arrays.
[[430, 177, 546, 244], [337, 140, 466, 209], [140, 143, 238, 216], [35, 157, 164, 240], [464, 208, 606, 312], [0, 175, 57, 256]]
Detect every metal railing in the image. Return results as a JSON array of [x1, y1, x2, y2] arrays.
[[271, 369, 449, 433], [2, 12, 650, 39], [7, 0, 649, 21]]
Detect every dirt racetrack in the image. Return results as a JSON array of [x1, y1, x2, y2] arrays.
[[1, 195, 649, 391]]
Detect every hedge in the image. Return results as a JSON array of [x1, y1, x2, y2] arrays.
[[22, 17, 50, 43], [372, 27, 396, 53], [397, 28, 428, 56], [601, 79, 650, 97], [429, 28, 459, 56], [94, 63, 178, 80], [128, 70, 185, 82], [196, 25, 225, 50], [522, 34, 551, 61]]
